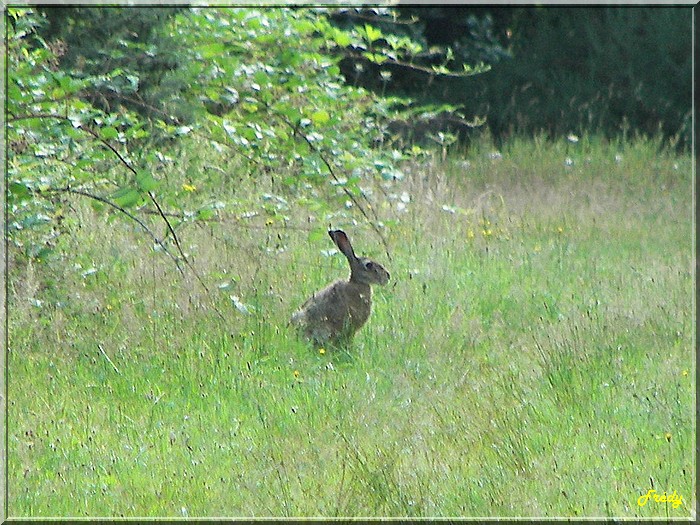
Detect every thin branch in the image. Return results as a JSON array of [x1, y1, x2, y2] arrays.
[[140, 207, 317, 231], [148, 189, 218, 302], [303, 137, 393, 261], [10, 115, 181, 244], [97, 344, 121, 375], [9, 112, 140, 175], [45, 186, 184, 274], [330, 9, 419, 26], [270, 109, 393, 261], [10, 112, 228, 321], [11, 114, 187, 261], [345, 51, 489, 79]]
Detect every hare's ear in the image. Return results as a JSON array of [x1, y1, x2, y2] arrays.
[[329, 230, 356, 260]]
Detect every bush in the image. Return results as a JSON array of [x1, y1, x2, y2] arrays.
[[8, 7, 472, 268]]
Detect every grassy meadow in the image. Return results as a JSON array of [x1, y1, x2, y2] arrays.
[[6, 136, 695, 518]]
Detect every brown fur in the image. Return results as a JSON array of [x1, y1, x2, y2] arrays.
[[291, 230, 390, 346]]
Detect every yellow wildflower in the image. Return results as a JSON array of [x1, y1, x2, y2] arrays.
[[182, 183, 196, 192]]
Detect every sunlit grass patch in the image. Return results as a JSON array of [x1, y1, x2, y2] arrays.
[[7, 137, 694, 518]]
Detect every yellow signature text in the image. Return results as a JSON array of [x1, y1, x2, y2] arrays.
[[637, 489, 683, 509]]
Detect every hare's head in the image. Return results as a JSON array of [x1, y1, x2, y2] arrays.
[[329, 230, 390, 286]]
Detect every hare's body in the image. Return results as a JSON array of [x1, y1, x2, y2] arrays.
[[291, 280, 372, 344], [291, 230, 389, 346]]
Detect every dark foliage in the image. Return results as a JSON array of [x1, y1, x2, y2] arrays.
[[376, 6, 692, 148], [36, 6, 185, 117]]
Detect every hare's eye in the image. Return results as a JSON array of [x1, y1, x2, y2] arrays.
[[364, 261, 374, 270]]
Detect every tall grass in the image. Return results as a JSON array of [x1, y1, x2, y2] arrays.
[[7, 136, 694, 518]]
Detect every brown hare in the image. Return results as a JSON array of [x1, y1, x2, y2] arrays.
[[291, 229, 390, 347]]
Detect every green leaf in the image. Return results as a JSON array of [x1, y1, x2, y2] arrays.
[[59, 75, 76, 91], [196, 208, 215, 220], [332, 29, 352, 47], [363, 52, 387, 65], [8, 181, 31, 202], [198, 42, 226, 59], [242, 102, 259, 114], [22, 214, 52, 228], [364, 24, 382, 43], [50, 88, 65, 100], [112, 187, 141, 208], [100, 127, 119, 140], [310, 110, 330, 126], [28, 245, 54, 261], [135, 171, 159, 192]]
